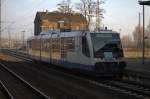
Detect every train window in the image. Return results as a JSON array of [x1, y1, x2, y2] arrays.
[[67, 37, 75, 51], [82, 37, 90, 57], [61, 38, 66, 58], [52, 38, 59, 52], [60, 37, 75, 59], [91, 33, 123, 58]]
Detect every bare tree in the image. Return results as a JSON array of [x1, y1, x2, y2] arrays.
[[146, 21, 150, 33], [132, 25, 143, 48], [57, 0, 73, 13], [121, 35, 133, 48], [146, 21, 150, 47], [132, 21, 150, 49], [76, 0, 104, 30]]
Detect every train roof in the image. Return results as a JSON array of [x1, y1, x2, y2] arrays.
[[90, 30, 119, 34], [28, 30, 119, 40], [39, 30, 84, 39]]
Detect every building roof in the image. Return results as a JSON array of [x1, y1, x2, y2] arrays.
[[34, 12, 87, 23]]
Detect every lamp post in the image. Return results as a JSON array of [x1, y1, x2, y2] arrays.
[[138, 0, 150, 64], [142, 5, 145, 64]]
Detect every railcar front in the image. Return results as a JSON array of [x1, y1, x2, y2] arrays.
[[89, 31, 126, 76]]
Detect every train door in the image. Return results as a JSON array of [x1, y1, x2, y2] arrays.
[[35, 37, 40, 61], [78, 33, 94, 66], [51, 34, 54, 64], [41, 36, 50, 62], [60, 33, 66, 62], [27, 40, 32, 57], [51, 33, 60, 64], [49, 33, 52, 63], [40, 36, 44, 61]]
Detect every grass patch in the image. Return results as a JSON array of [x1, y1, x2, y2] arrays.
[[123, 48, 150, 58]]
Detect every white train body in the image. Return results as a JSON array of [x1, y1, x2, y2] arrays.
[[27, 30, 126, 76]]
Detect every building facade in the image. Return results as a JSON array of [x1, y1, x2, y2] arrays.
[[34, 11, 87, 35]]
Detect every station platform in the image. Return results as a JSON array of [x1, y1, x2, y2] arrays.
[[125, 58, 150, 73]]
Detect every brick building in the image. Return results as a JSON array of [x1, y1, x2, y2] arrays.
[[34, 11, 87, 35]]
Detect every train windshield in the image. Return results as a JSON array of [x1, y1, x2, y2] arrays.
[[91, 33, 123, 58]]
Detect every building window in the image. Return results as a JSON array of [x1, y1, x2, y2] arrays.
[[64, 23, 68, 26], [57, 23, 60, 28]]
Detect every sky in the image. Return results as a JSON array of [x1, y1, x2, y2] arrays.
[[1, 0, 150, 39]]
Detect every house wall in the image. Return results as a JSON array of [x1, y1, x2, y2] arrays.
[[34, 16, 87, 35]]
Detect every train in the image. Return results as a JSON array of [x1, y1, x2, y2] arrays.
[[27, 30, 126, 76]]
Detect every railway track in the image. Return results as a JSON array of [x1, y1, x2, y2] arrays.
[[0, 62, 50, 99], [26, 61, 150, 99], [0, 80, 14, 99], [101, 80, 150, 98], [123, 69, 150, 83], [1, 49, 32, 62], [2, 49, 150, 99]]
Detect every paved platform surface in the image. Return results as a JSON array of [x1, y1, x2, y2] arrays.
[[125, 58, 150, 73]]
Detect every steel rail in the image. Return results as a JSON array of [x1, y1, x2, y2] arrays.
[[2, 49, 32, 62], [104, 80, 150, 97], [123, 69, 150, 81], [0, 80, 14, 99], [0, 62, 50, 99]]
